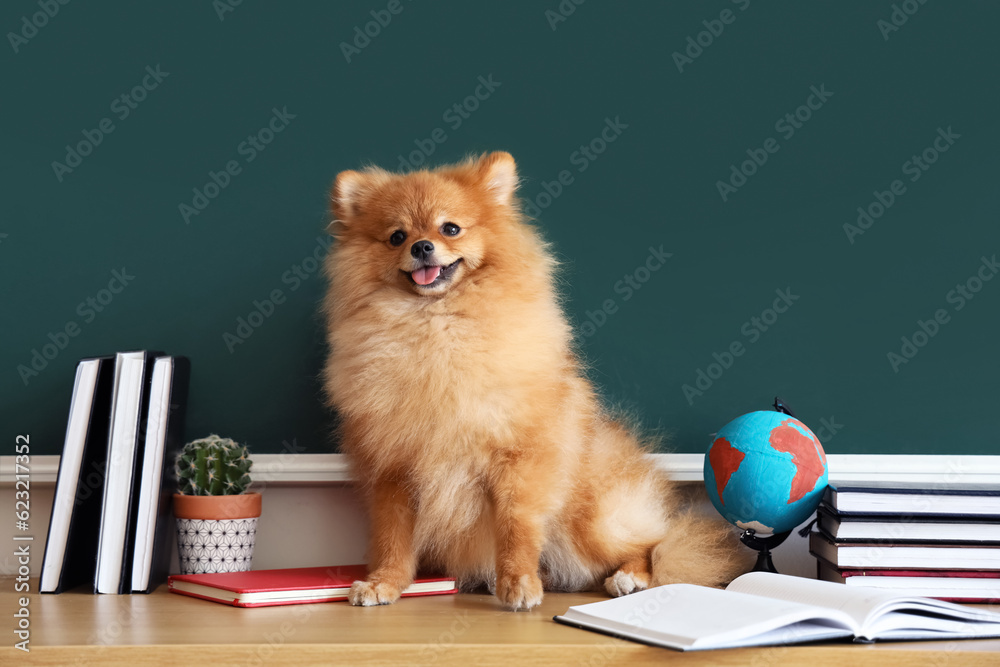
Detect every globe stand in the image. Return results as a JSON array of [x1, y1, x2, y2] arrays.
[[739, 528, 792, 573]]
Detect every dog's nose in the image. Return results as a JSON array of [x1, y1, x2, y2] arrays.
[[411, 240, 435, 259]]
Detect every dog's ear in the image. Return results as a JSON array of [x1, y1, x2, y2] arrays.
[[477, 151, 518, 207], [331, 170, 366, 223]]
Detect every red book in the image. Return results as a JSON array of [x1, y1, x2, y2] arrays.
[[167, 565, 457, 607], [818, 560, 1000, 603]]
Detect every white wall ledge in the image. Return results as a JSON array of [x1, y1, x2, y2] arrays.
[[4, 453, 1000, 485]]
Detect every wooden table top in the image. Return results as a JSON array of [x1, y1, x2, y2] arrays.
[[5, 577, 1000, 666]]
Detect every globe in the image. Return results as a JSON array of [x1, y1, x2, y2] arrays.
[[704, 411, 828, 535]]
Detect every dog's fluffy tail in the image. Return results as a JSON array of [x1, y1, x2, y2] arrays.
[[650, 511, 754, 588]]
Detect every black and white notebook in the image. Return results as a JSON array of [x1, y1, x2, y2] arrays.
[[131, 356, 191, 593], [817, 505, 1000, 543], [94, 350, 162, 594], [39, 356, 115, 594], [554, 572, 1000, 651], [810, 530, 1000, 570], [825, 482, 1000, 516]]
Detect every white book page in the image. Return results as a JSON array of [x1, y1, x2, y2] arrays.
[[867, 614, 1000, 641], [729, 572, 902, 629], [863, 595, 1000, 638], [95, 354, 144, 593], [95, 354, 126, 584], [839, 492, 1000, 515], [131, 358, 171, 591], [40, 361, 98, 592], [559, 583, 856, 650], [728, 572, 1000, 639]]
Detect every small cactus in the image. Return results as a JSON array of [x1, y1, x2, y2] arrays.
[[175, 434, 253, 496]]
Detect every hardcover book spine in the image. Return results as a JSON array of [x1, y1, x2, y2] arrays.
[[40, 357, 114, 594], [135, 356, 191, 593], [119, 351, 161, 593]]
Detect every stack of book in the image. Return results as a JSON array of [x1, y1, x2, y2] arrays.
[[809, 482, 1000, 602], [39, 351, 190, 594]]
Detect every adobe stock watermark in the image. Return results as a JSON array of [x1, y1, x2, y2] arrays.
[[51, 65, 170, 182], [716, 84, 833, 202], [249, 438, 307, 492], [223, 235, 332, 353], [7, 0, 72, 54], [886, 254, 998, 373], [396, 74, 501, 171], [523, 116, 628, 218], [416, 610, 474, 662], [16, 267, 136, 386], [843, 126, 960, 244], [682, 288, 800, 405], [544, 0, 587, 31], [178, 106, 296, 224], [582, 585, 681, 667], [877, 0, 931, 41], [68, 605, 142, 667], [239, 603, 316, 666], [213, 0, 246, 21], [579, 245, 673, 339], [672, 0, 752, 74], [813, 416, 844, 445], [339, 0, 414, 64], [748, 625, 839, 667]]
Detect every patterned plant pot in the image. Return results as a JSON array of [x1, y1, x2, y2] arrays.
[[173, 493, 262, 575]]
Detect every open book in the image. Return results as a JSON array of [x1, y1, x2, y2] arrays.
[[554, 572, 1000, 651]]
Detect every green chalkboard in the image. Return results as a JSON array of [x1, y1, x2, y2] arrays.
[[3, 2, 998, 456]]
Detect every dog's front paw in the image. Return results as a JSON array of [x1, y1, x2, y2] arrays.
[[495, 572, 543, 611], [604, 569, 649, 597], [348, 579, 402, 606]]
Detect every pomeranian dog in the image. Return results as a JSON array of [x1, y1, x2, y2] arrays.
[[322, 152, 747, 610]]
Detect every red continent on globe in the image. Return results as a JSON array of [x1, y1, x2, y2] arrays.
[[769, 419, 827, 504], [708, 437, 745, 505]]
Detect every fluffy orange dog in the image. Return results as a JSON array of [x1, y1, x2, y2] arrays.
[[322, 152, 746, 610]]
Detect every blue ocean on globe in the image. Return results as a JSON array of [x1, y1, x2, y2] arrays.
[[704, 411, 828, 535]]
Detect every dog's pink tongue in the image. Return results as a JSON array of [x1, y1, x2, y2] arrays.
[[412, 265, 441, 286]]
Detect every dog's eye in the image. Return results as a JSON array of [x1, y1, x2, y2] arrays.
[[389, 230, 407, 246], [441, 223, 461, 237]]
